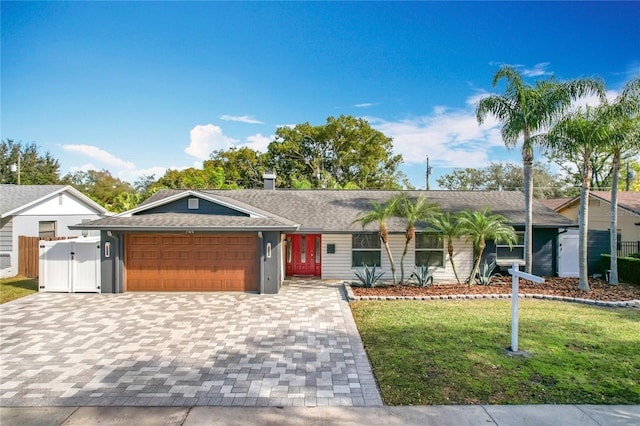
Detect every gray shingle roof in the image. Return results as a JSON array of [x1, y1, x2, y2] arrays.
[[1, 184, 68, 216], [125, 189, 574, 232], [72, 213, 299, 231]]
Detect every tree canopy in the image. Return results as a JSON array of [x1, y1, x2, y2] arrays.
[[62, 169, 134, 210], [0, 139, 61, 185], [267, 115, 406, 189], [436, 162, 571, 198]]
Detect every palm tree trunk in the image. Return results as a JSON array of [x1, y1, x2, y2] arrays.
[[384, 241, 397, 285], [467, 241, 486, 287], [609, 153, 621, 285], [380, 225, 397, 285], [447, 240, 461, 284], [578, 171, 591, 291], [400, 227, 414, 284], [522, 139, 534, 274]]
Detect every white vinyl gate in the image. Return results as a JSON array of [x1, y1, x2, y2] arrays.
[[558, 229, 579, 278], [39, 237, 101, 293]]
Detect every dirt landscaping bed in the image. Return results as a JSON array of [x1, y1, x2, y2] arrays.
[[351, 276, 640, 302]]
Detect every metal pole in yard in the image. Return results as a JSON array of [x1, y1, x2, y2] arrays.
[[507, 263, 544, 356], [511, 262, 519, 352]]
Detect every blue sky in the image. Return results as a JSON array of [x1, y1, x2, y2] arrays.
[[2, 1, 639, 189]]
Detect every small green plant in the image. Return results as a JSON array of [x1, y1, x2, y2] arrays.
[[409, 265, 434, 287], [475, 260, 500, 285], [353, 264, 385, 288]]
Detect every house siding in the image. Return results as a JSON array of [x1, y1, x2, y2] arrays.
[[320, 233, 473, 283], [140, 198, 250, 216], [482, 228, 558, 277], [321, 234, 353, 279], [560, 197, 640, 242], [0, 217, 12, 274]]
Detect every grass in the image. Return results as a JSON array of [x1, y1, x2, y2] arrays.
[[0, 276, 38, 304], [351, 300, 640, 405]]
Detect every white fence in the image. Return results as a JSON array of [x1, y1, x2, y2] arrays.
[[39, 237, 101, 293]]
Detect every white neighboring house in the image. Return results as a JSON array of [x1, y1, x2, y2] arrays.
[[0, 184, 110, 278]]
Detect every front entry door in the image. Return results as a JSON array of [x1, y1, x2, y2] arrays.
[[286, 234, 321, 277]]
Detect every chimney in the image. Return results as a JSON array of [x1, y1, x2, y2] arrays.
[[263, 171, 276, 190]]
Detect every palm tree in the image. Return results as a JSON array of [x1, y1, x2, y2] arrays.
[[476, 66, 604, 274], [393, 193, 440, 283], [602, 77, 640, 285], [458, 208, 517, 286], [352, 198, 400, 285], [538, 106, 609, 291], [430, 211, 463, 284]]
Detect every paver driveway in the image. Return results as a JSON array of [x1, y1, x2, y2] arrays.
[[0, 280, 382, 407]]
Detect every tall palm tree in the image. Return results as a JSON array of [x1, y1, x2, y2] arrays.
[[538, 106, 609, 291], [430, 211, 463, 284], [458, 208, 517, 286], [352, 198, 400, 284], [602, 77, 640, 284], [476, 65, 604, 274], [393, 193, 440, 283]]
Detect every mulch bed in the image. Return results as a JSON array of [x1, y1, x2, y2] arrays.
[[351, 276, 640, 302]]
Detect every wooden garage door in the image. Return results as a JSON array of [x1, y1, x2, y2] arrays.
[[125, 234, 258, 292]]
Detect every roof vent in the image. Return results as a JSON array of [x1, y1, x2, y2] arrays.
[[263, 171, 276, 190]]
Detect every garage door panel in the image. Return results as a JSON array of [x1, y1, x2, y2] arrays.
[[126, 234, 258, 292]]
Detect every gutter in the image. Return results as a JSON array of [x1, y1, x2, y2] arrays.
[[68, 225, 300, 232]]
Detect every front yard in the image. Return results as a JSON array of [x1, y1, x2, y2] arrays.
[[0, 276, 38, 304], [351, 300, 640, 405]]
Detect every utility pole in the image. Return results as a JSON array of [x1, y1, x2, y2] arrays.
[[626, 162, 632, 191], [425, 156, 432, 190]]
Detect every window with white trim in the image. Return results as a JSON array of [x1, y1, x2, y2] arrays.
[[496, 232, 524, 262], [415, 233, 444, 268], [39, 221, 56, 238], [352, 233, 381, 267]]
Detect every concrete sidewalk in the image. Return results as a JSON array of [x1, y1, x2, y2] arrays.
[[2, 405, 639, 426]]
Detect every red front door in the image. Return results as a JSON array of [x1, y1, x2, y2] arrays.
[[286, 234, 321, 277]]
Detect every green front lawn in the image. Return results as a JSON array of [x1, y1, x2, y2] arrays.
[[0, 276, 38, 304], [351, 300, 640, 405]]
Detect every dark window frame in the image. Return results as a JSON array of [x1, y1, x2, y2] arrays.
[[352, 233, 381, 267]]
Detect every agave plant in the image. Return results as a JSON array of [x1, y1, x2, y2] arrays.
[[410, 265, 434, 287], [475, 260, 500, 285], [352, 264, 385, 288]]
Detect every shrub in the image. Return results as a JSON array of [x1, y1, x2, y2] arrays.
[[601, 254, 640, 287], [410, 265, 434, 287], [475, 260, 500, 285], [352, 264, 385, 288]]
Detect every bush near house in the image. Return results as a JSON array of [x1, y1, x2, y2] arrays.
[[601, 254, 640, 287]]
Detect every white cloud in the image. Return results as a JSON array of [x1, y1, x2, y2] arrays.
[[62, 144, 136, 170], [354, 103, 376, 108], [521, 62, 551, 77], [118, 166, 170, 183], [220, 115, 263, 124], [185, 124, 238, 160], [368, 97, 503, 169], [241, 133, 273, 152]]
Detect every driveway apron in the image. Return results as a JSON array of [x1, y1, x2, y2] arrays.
[[0, 280, 382, 407]]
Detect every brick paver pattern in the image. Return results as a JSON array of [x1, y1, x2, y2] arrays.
[[0, 280, 382, 407]]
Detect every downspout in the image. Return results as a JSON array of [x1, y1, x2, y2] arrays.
[[258, 231, 264, 294]]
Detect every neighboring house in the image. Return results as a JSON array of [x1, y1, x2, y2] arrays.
[[0, 184, 109, 278], [73, 174, 575, 294], [544, 191, 640, 242]]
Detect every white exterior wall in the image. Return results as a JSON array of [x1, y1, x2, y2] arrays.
[[4, 191, 103, 277], [320, 233, 474, 284], [321, 234, 353, 279]]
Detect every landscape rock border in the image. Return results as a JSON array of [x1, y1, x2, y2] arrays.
[[343, 282, 640, 308]]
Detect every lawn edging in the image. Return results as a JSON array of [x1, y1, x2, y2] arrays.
[[343, 282, 640, 308]]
